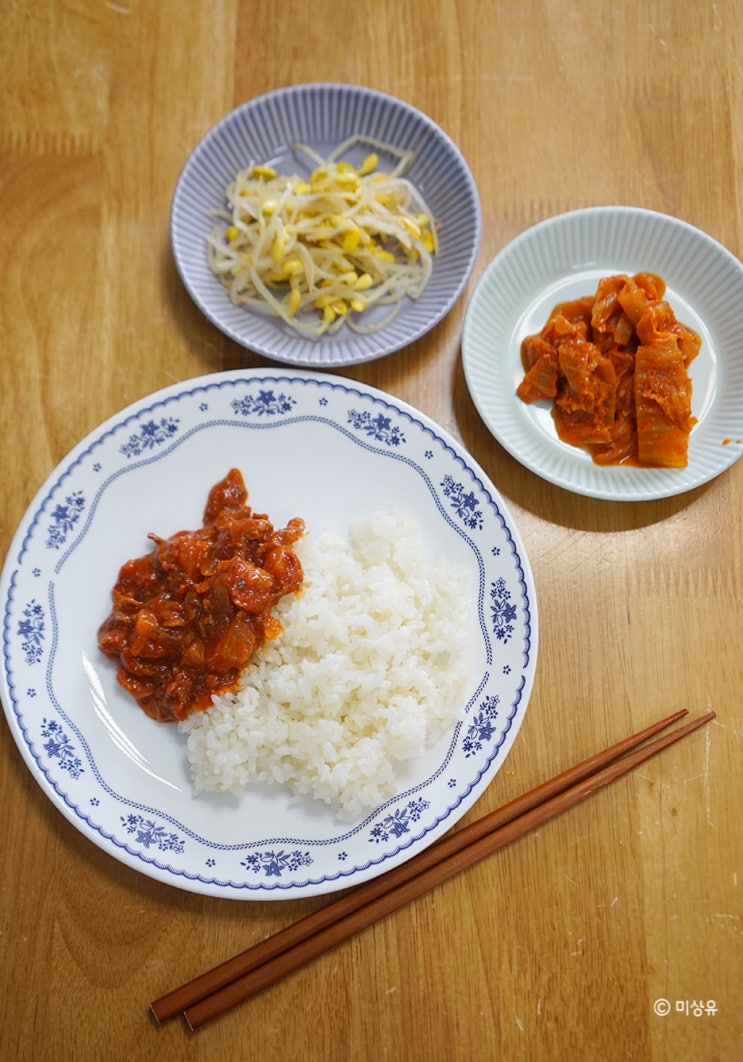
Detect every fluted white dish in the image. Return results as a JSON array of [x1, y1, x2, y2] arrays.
[[171, 83, 481, 367], [462, 206, 743, 501]]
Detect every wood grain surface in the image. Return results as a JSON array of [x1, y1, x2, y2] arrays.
[[1, 2, 740, 1060]]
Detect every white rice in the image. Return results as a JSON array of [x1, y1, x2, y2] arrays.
[[179, 510, 471, 821]]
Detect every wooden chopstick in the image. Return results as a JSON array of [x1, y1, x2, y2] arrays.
[[150, 708, 713, 1029], [150, 707, 686, 1025], [180, 709, 714, 1030]]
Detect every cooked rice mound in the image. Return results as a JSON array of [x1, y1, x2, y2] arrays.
[[179, 510, 471, 821]]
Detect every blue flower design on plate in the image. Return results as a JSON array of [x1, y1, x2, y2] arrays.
[[440, 475, 483, 530], [17, 599, 45, 665], [120, 813, 185, 854], [347, 409, 406, 446], [369, 797, 430, 843], [490, 578, 518, 643], [45, 491, 85, 549], [463, 695, 500, 757], [41, 718, 84, 779], [231, 390, 296, 416], [241, 849, 314, 877], [119, 417, 180, 458]]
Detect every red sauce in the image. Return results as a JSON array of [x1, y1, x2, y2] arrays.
[[517, 273, 701, 467], [97, 469, 304, 722]]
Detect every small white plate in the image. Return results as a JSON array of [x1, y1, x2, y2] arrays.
[[0, 370, 536, 898], [171, 83, 481, 367], [462, 206, 743, 500]]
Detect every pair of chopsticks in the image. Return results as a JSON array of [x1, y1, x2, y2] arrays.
[[151, 707, 714, 1031]]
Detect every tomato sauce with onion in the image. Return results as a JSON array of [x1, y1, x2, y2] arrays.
[[97, 469, 304, 722]]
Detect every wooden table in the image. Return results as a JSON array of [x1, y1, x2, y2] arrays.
[[2, 2, 740, 1059]]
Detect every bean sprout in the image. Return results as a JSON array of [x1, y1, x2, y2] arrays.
[[206, 136, 438, 336]]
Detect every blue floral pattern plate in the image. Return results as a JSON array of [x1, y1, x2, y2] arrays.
[[0, 370, 537, 899], [171, 83, 481, 367]]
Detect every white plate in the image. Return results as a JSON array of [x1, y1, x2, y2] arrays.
[[0, 370, 537, 899], [462, 206, 743, 500], [171, 83, 481, 367]]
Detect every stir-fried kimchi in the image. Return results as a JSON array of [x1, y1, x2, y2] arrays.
[[97, 469, 305, 722], [517, 273, 701, 467]]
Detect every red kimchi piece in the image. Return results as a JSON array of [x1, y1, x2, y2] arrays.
[[516, 273, 700, 468], [634, 304, 698, 467]]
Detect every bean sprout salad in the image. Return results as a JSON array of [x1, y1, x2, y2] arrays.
[[206, 136, 438, 336]]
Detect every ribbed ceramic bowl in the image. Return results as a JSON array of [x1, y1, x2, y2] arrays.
[[171, 83, 481, 367], [462, 206, 743, 501]]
